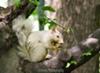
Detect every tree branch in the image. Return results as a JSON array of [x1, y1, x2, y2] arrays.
[[59, 29, 100, 73], [0, 0, 36, 56], [23, 29, 100, 73]]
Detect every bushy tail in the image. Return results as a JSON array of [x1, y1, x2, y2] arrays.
[[12, 15, 33, 61]]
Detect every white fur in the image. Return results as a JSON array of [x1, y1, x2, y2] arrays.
[[12, 15, 64, 62]]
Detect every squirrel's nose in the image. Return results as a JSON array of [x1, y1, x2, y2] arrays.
[[59, 39, 64, 44]]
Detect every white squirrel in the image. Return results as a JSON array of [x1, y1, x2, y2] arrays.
[[12, 15, 64, 62]]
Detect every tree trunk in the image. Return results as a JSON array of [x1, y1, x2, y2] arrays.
[[55, 0, 100, 73]]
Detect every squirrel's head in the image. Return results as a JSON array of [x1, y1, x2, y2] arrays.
[[49, 27, 64, 49]]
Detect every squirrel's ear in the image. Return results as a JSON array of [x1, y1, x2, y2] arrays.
[[50, 26, 58, 32]]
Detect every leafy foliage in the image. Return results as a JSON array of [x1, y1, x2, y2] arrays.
[[82, 48, 93, 56], [31, 2, 57, 29], [14, 0, 21, 8], [29, 0, 39, 5], [82, 52, 92, 56], [42, 6, 55, 12], [66, 59, 77, 68], [11, 0, 57, 29]]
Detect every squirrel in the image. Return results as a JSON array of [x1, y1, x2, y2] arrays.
[[12, 15, 64, 62]]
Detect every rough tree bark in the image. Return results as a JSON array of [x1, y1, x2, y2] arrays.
[[55, 0, 100, 73], [0, 0, 36, 73]]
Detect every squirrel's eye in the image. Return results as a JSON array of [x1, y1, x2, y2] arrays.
[[57, 35, 59, 38]]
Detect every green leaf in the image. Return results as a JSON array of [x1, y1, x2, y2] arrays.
[[70, 60, 77, 65], [81, 48, 93, 56], [14, 0, 21, 8], [48, 21, 57, 29], [29, 0, 39, 5], [66, 60, 77, 68], [67, 28, 71, 33], [32, 7, 38, 15], [66, 63, 71, 68], [82, 52, 92, 56], [42, 6, 55, 12]]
